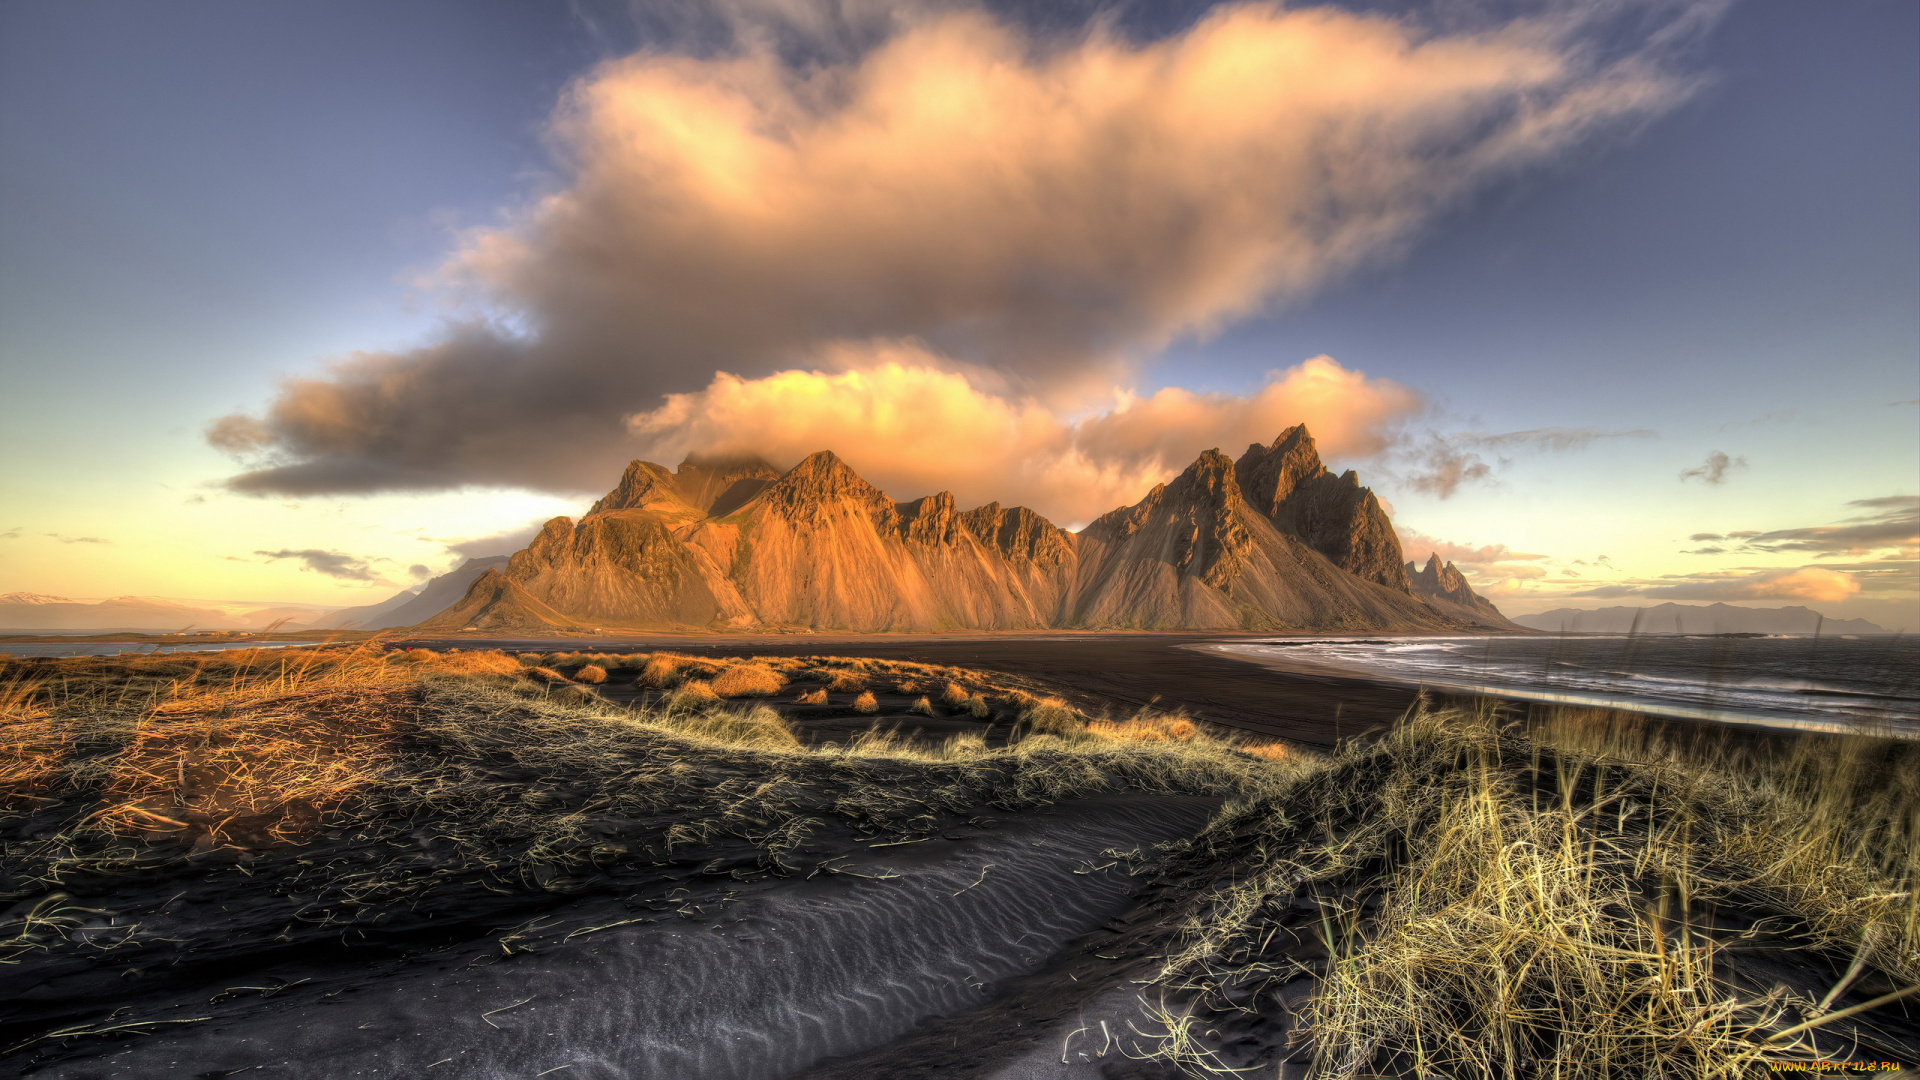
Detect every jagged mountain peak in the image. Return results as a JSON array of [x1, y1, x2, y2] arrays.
[[413, 430, 1514, 632], [591, 460, 687, 515], [1236, 423, 1327, 518], [1170, 447, 1244, 501], [757, 450, 892, 520]]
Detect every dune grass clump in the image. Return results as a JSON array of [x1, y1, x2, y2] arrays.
[[1016, 696, 1086, 740], [940, 680, 970, 707], [1089, 714, 1198, 742], [910, 696, 935, 716], [572, 664, 608, 685], [667, 680, 718, 707], [852, 690, 879, 714], [711, 664, 784, 698], [792, 688, 827, 706], [1147, 704, 1920, 1076]]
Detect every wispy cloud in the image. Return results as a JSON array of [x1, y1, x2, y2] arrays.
[[1679, 450, 1746, 485], [1688, 497, 1918, 557], [1401, 427, 1655, 498], [45, 533, 110, 544], [254, 549, 387, 582], [1574, 566, 1861, 604]]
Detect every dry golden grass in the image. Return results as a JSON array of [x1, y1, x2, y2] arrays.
[[668, 680, 718, 706], [825, 670, 866, 693], [940, 680, 970, 707], [910, 696, 935, 716], [711, 664, 784, 698], [0, 646, 1290, 919], [1240, 741, 1290, 761], [1150, 704, 1920, 1076], [1088, 715, 1198, 742], [792, 688, 827, 706], [852, 690, 879, 714], [573, 663, 608, 684]]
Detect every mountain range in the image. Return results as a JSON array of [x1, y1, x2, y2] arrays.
[[0, 593, 332, 633], [1512, 603, 1893, 635], [420, 425, 1519, 634]]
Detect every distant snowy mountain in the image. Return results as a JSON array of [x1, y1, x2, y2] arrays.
[[0, 595, 338, 632], [1513, 602, 1892, 635]]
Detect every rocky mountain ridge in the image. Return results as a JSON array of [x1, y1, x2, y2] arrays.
[[423, 425, 1512, 633], [1406, 554, 1520, 628], [1513, 603, 1893, 635]]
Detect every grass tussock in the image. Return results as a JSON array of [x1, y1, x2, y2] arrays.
[[851, 690, 879, 715], [1088, 714, 1199, 743], [0, 646, 1294, 969], [1150, 704, 1920, 1076], [667, 680, 719, 707], [572, 664, 608, 685], [792, 688, 827, 706], [710, 664, 784, 698], [910, 696, 935, 716]]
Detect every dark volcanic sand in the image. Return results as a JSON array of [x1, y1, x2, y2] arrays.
[[395, 633, 1429, 749]]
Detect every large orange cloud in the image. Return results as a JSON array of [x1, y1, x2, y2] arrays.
[[213, 1, 1704, 496], [627, 347, 1415, 522]]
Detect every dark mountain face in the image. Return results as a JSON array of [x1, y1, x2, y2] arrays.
[[426, 429, 1512, 632], [1237, 426, 1409, 591], [1406, 554, 1519, 627]]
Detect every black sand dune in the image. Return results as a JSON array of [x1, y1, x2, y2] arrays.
[[4, 647, 1914, 1078], [396, 633, 1429, 747]]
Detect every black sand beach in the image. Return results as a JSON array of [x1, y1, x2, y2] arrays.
[[391, 633, 1430, 748]]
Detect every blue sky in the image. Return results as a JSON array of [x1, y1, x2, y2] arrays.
[[1, 0, 1914, 626]]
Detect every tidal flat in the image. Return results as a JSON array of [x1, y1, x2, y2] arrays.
[[1, 646, 1914, 1077]]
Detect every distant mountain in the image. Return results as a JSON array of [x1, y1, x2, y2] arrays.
[[1405, 555, 1523, 629], [0, 595, 335, 632], [0, 592, 71, 605], [419, 425, 1512, 633], [1513, 603, 1893, 635], [307, 557, 510, 630]]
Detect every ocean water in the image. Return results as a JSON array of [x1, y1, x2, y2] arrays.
[[1211, 634, 1919, 736], [0, 639, 324, 658]]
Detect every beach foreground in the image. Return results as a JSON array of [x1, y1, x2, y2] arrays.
[[1, 646, 1914, 1077]]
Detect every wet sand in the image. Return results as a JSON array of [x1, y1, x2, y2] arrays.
[[392, 632, 1433, 749]]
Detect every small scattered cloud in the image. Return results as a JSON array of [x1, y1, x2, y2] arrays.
[[1395, 527, 1547, 569], [254, 548, 387, 582], [1401, 438, 1494, 499], [1688, 497, 1918, 558], [1400, 427, 1654, 498], [1469, 427, 1657, 453], [0, 528, 19, 540], [1678, 450, 1746, 485], [1574, 566, 1862, 604], [45, 533, 110, 544], [408, 564, 433, 580]]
